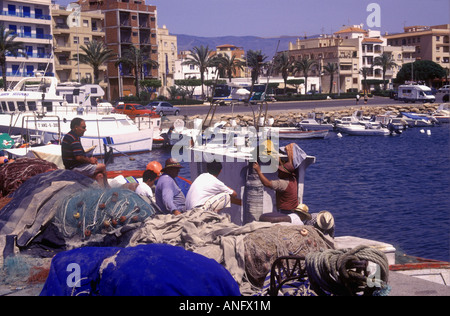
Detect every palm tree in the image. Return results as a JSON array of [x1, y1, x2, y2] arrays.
[[115, 45, 158, 99], [0, 24, 27, 89], [246, 49, 268, 86], [182, 45, 215, 99], [74, 40, 116, 84], [322, 62, 338, 94], [293, 57, 317, 94], [273, 52, 293, 95], [360, 67, 370, 94], [373, 52, 397, 90], [215, 54, 244, 83]]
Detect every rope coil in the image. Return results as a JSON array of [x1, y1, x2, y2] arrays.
[[305, 245, 391, 296]]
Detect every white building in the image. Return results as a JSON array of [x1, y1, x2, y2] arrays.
[[0, 0, 55, 88]]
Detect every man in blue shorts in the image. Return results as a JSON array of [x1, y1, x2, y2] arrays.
[[62, 117, 109, 188]]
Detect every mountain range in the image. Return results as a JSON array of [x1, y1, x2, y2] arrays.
[[174, 34, 311, 58]]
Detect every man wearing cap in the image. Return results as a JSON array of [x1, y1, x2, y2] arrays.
[[253, 160, 298, 214], [155, 158, 186, 215]]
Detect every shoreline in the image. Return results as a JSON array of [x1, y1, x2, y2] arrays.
[[162, 102, 444, 128]]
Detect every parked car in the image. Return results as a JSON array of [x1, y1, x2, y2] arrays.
[[146, 101, 180, 116], [439, 85, 450, 93], [113, 103, 157, 118]]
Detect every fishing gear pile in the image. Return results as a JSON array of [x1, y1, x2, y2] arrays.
[[53, 188, 157, 241]]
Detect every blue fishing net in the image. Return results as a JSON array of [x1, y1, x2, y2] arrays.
[[53, 188, 157, 239]]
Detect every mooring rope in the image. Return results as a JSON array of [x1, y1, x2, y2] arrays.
[[305, 245, 391, 296]]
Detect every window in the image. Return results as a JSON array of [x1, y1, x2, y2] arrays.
[[17, 102, 26, 111], [23, 6, 31, 18], [9, 25, 17, 34], [84, 37, 90, 44], [74, 36, 79, 44], [28, 102, 37, 111], [24, 26, 31, 37], [83, 20, 89, 27], [8, 5, 16, 16]]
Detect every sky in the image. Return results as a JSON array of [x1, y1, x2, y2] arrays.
[[58, 0, 449, 37]]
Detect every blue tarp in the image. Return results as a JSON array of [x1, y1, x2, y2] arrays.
[[40, 244, 241, 296]]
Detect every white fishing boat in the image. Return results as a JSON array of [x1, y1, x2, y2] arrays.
[[432, 104, 450, 123], [265, 127, 329, 139], [338, 124, 391, 136], [169, 118, 316, 225], [399, 112, 437, 127], [0, 76, 156, 156], [298, 112, 334, 131]]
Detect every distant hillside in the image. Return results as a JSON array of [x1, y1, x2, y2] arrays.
[[174, 34, 306, 58]]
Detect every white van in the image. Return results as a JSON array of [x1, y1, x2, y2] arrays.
[[398, 85, 435, 103]]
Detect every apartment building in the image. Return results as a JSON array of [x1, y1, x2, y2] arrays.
[[52, 3, 106, 90], [286, 25, 419, 92], [79, 0, 158, 100], [157, 25, 177, 98], [0, 0, 54, 87], [385, 24, 450, 69]]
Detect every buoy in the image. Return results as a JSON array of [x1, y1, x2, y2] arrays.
[[73, 212, 80, 219], [337, 133, 343, 138], [84, 230, 91, 237], [426, 130, 431, 136], [420, 129, 425, 133], [119, 215, 127, 223], [300, 228, 309, 236]]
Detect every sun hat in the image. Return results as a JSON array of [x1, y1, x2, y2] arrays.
[[162, 158, 183, 172], [293, 203, 312, 220], [317, 211, 334, 231]]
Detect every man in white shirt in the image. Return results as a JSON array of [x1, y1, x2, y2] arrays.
[[186, 161, 241, 213], [136, 169, 159, 203]]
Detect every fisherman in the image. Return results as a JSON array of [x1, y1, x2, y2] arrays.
[[61, 117, 109, 188], [135, 169, 159, 203], [252, 143, 298, 213], [155, 158, 186, 215], [185, 161, 242, 213]]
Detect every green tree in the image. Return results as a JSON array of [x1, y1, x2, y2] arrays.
[[175, 78, 202, 98], [373, 52, 397, 90], [360, 67, 371, 93], [246, 49, 268, 86], [273, 52, 293, 95], [395, 60, 446, 86], [0, 24, 27, 89], [115, 45, 158, 99], [322, 62, 338, 94], [293, 57, 317, 94], [213, 54, 245, 83], [74, 40, 116, 84], [182, 45, 216, 99]]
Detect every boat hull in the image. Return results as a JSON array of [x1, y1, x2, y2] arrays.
[[266, 127, 329, 139]]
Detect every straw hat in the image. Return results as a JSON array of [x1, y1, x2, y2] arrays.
[[162, 158, 183, 172], [317, 211, 334, 231], [293, 203, 311, 220]]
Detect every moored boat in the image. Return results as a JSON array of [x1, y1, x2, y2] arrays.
[[0, 76, 156, 156]]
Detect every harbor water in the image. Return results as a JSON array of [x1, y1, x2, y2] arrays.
[[107, 125, 450, 262]]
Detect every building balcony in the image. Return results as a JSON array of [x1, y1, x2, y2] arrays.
[[0, 11, 52, 24]]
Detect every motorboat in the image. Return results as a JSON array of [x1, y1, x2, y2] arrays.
[[432, 104, 450, 123], [298, 112, 334, 131], [334, 110, 380, 129], [399, 112, 438, 127], [338, 124, 391, 136], [265, 127, 329, 139], [0, 76, 157, 156]]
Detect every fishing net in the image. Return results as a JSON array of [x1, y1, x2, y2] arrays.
[[0, 158, 58, 197], [244, 225, 332, 287], [53, 188, 157, 240]]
